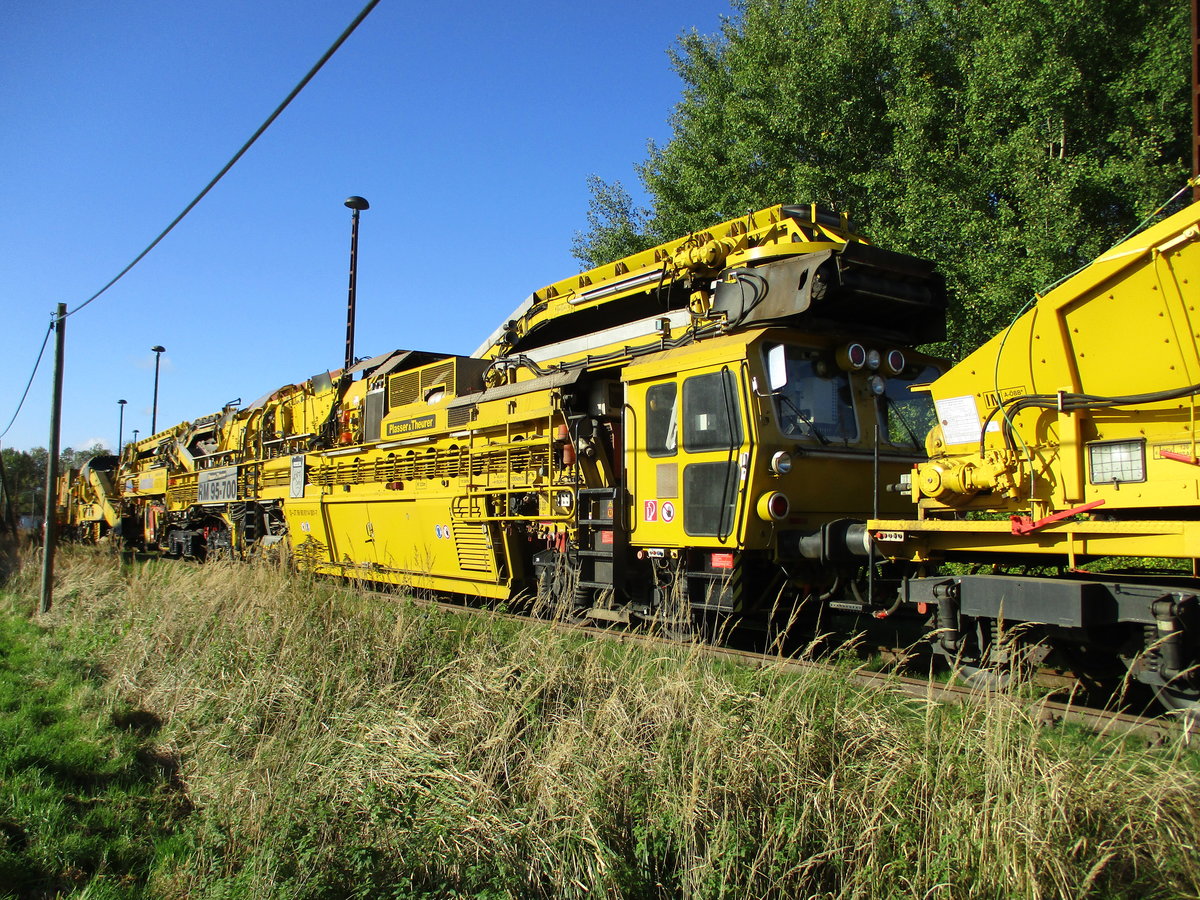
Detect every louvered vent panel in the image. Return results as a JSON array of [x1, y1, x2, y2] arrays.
[[452, 522, 495, 572], [447, 405, 476, 428], [421, 361, 456, 392], [389, 372, 420, 407]]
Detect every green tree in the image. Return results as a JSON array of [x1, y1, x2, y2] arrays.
[[577, 0, 1189, 355], [1, 447, 48, 525], [58, 444, 110, 471], [0, 444, 109, 527], [571, 176, 658, 269]]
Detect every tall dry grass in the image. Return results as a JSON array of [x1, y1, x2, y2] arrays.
[[8, 545, 1200, 899]]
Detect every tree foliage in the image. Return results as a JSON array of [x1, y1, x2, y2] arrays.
[[571, 176, 658, 269], [1, 444, 109, 524], [575, 0, 1189, 355]]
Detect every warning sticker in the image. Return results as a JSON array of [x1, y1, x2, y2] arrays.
[[644, 500, 658, 522], [661, 501, 675, 523], [934, 395, 983, 445]]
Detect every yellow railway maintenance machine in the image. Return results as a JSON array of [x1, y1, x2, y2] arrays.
[[88, 205, 945, 638], [55, 455, 120, 543], [114, 352, 446, 558], [869, 200, 1200, 711], [279, 204, 947, 633]]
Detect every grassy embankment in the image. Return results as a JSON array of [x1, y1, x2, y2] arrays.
[[1, 543, 1198, 899]]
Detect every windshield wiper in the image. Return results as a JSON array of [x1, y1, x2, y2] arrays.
[[881, 393, 921, 447], [777, 394, 831, 445]]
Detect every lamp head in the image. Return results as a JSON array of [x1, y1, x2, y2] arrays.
[[344, 196, 370, 211]]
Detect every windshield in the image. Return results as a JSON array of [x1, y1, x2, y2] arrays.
[[880, 364, 939, 448], [764, 343, 858, 443]]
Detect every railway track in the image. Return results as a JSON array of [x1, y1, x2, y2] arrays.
[[394, 588, 1195, 745], [114, 547, 1192, 743]]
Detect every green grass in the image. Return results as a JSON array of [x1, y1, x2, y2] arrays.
[[0, 576, 190, 898], [1, 544, 1199, 898]]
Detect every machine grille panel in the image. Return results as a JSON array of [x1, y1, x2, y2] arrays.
[[452, 522, 494, 572], [422, 361, 456, 392], [389, 372, 420, 407]]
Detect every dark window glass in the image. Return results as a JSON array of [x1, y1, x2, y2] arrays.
[[881, 364, 940, 448], [764, 344, 858, 442], [683, 461, 739, 537], [645, 383, 678, 457], [682, 370, 743, 452]]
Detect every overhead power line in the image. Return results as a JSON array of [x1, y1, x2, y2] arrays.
[[0, 0, 381, 445], [66, 0, 383, 319], [0, 321, 54, 441]]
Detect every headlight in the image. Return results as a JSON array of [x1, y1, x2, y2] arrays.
[[866, 349, 881, 370], [769, 450, 793, 475], [885, 350, 906, 375], [868, 375, 886, 396], [1087, 440, 1146, 485], [756, 491, 790, 521]]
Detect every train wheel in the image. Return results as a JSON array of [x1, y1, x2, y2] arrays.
[[1156, 684, 1200, 722], [564, 583, 594, 625], [530, 551, 583, 620], [946, 617, 1051, 691], [954, 661, 1014, 691], [661, 614, 699, 642]]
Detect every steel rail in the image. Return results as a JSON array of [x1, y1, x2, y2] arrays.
[[370, 587, 1193, 745]]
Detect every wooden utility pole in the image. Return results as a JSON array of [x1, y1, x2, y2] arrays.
[[40, 303, 66, 614]]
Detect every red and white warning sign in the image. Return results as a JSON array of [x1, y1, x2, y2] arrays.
[[644, 500, 658, 522], [660, 501, 675, 523]]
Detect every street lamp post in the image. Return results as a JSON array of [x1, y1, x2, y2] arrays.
[[117, 399, 127, 455], [132, 429, 139, 445], [150, 345, 165, 435], [343, 195, 369, 372]]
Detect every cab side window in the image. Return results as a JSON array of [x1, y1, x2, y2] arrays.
[[682, 370, 742, 452], [645, 382, 678, 457]]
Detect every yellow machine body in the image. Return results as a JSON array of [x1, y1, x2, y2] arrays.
[[872, 200, 1200, 564], [73, 203, 946, 625], [858, 200, 1200, 711], [267, 328, 940, 604]]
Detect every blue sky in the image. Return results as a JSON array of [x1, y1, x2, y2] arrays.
[[1, 0, 736, 453]]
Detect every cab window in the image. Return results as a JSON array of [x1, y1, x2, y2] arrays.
[[763, 343, 857, 443], [880, 364, 939, 448], [645, 383, 678, 457], [683, 461, 738, 537]]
